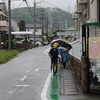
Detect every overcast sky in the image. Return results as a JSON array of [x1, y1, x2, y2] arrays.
[[1, 0, 76, 13]]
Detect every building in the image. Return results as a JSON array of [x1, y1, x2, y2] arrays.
[[56, 27, 77, 41], [72, 0, 100, 38], [26, 24, 42, 42], [11, 18, 19, 32], [0, 2, 8, 48], [71, 0, 100, 93]]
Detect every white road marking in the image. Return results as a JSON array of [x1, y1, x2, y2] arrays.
[[15, 85, 30, 87], [35, 68, 40, 72], [41, 71, 52, 100], [19, 75, 27, 81], [9, 85, 30, 94], [9, 88, 17, 94], [44, 47, 51, 54], [27, 70, 30, 73]]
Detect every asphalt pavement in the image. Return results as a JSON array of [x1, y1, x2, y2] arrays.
[[0, 46, 50, 100], [0, 45, 100, 100]]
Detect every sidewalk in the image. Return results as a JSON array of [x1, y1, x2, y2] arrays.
[[60, 63, 100, 100]]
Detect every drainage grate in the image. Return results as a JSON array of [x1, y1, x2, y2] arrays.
[[60, 68, 78, 95]]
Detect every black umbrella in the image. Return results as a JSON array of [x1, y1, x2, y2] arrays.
[[51, 38, 72, 50]]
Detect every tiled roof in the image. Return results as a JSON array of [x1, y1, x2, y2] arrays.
[[0, 11, 7, 16], [66, 26, 76, 30], [26, 24, 41, 28]]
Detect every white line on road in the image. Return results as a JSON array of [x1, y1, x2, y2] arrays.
[[35, 68, 40, 72], [9, 85, 30, 94], [19, 75, 27, 81], [15, 85, 30, 87], [44, 47, 51, 54], [9, 88, 17, 94], [41, 71, 52, 100], [26, 70, 30, 73]]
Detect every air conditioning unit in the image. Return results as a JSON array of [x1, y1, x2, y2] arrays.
[[74, 4, 81, 14], [78, 0, 87, 5], [72, 13, 78, 20]]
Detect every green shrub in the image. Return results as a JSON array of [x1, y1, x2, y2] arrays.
[[0, 50, 19, 64]]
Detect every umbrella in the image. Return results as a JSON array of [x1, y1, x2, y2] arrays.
[[51, 38, 72, 50]]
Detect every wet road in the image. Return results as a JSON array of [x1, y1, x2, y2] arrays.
[[0, 46, 50, 100]]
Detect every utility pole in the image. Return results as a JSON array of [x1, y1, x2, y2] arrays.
[[41, 8, 44, 43], [8, 0, 11, 50], [46, 16, 49, 43], [34, 0, 36, 46]]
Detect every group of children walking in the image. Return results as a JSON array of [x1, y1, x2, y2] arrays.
[[48, 42, 69, 75]]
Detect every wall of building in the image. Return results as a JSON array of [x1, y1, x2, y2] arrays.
[[71, 0, 100, 93], [11, 19, 19, 31], [90, 0, 97, 21]]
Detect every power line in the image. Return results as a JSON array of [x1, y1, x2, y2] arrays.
[[24, 0, 35, 22], [14, 0, 24, 9], [41, 0, 74, 19], [24, 0, 36, 45], [42, 0, 58, 9], [28, 0, 43, 17], [42, 0, 68, 12], [26, 0, 40, 17]]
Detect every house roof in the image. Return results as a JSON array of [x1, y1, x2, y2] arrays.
[[26, 24, 41, 28], [66, 27, 76, 30], [61, 27, 77, 32], [0, 11, 6, 16], [82, 22, 100, 27]]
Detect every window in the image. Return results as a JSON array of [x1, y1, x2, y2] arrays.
[[36, 29, 39, 32]]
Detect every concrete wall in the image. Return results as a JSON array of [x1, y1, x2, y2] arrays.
[[69, 39, 89, 93], [70, 55, 81, 82], [70, 53, 89, 93]]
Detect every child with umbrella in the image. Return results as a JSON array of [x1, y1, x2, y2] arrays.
[[48, 42, 59, 75]]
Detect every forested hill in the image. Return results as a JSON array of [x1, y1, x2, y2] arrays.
[[12, 7, 75, 28]]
